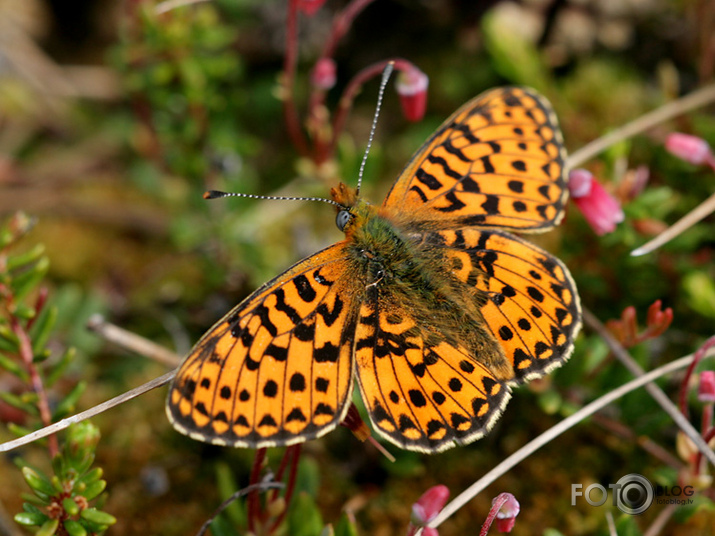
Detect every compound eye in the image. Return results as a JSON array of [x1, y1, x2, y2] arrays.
[[336, 210, 351, 231]]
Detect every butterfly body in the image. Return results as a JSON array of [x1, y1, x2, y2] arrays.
[[167, 86, 581, 453]]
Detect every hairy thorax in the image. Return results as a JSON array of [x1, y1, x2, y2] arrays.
[[336, 188, 513, 380]]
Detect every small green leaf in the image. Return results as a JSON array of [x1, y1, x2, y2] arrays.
[[7, 244, 46, 271], [11, 256, 50, 300], [215, 461, 245, 527], [80, 479, 107, 501], [63, 520, 88, 536], [52, 381, 87, 421], [8, 422, 34, 438], [45, 347, 76, 387], [0, 351, 29, 381], [22, 502, 45, 515], [62, 498, 80, 516], [35, 518, 60, 536], [21, 466, 56, 497], [30, 305, 57, 355], [13, 303, 36, 321], [77, 467, 104, 485], [80, 508, 117, 526], [287, 492, 323, 536], [0, 391, 39, 416], [334, 512, 358, 536], [14, 511, 49, 526]]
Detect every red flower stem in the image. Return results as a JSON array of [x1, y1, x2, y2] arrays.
[[325, 57, 413, 161], [321, 0, 377, 59], [10, 315, 58, 457], [479, 493, 509, 536], [247, 447, 267, 533], [269, 444, 302, 533], [678, 336, 715, 418], [283, 0, 310, 157], [308, 0, 378, 163]]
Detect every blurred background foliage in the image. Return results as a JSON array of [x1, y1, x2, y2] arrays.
[[0, 0, 714, 534]]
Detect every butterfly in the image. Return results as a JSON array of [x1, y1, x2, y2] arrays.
[[166, 86, 581, 453]]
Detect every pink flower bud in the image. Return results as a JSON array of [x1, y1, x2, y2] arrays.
[[699, 371, 715, 403], [494, 493, 520, 533], [569, 169, 625, 235], [396, 67, 429, 122], [665, 133, 714, 166], [410, 485, 449, 525], [297, 0, 327, 16], [311, 58, 337, 90]]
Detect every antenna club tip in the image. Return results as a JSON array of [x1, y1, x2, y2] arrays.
[[203, 190, 225, 199]]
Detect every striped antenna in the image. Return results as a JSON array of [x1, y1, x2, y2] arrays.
[[203, 190, 342, 208], [356, 61, 395, 196]]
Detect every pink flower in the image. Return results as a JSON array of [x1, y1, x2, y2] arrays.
[[311, 57, 337, 90], [407, 485, 449, 536], [665, 133, 715, 167], [493, 493, 520, 533], [395, 67, 429, 122], [569, 169, 625, 235], [297, 0, 327, 16], [699, 371, 715, 403]]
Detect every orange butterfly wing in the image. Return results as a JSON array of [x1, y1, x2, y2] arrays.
[[167, 243, 359, 448], [383, 86, 568, 231]]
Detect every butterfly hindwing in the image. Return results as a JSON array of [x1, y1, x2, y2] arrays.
[[167, 243, 359, 448], [383, 86, 568, 232], [353, 291, 511, 453], [431, 227, 581, 382]]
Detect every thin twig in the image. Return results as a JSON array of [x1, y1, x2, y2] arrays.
[[87, 314, 181, 367], [567, 83, 715, 168], [584, 309, 715, 467], [0, 371, 175, 453], [426, 349, 715, 530], [631, 191, 715, 256]]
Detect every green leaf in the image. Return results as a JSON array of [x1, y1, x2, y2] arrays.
[[11, 256, 50, 300], [14, 511, 49, 526], [7, 244, 46, 271], [80, 479, 107, 501], [77, 467, 104, 485], [334, 513, 358, 536], [287, 492, 323, 536], [35, 518, 60, 536], [209, 514, 236, 536], [63, 520, 88, 536], [52, 381, 87, 421], [62, 498, 80, 517], [0, 391, 39, 416], [215, 461, 245, 527], [21, 466, 56, 497], [683, 271, 715, 319], [45, 347, 76, 387], [482, 5, 550, 90], [80, 508, 117, 526], [0, 351, 29, 381], [29, 305, 57, 356]]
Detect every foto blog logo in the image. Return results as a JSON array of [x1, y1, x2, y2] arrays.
[[571, 474, 695, 515]]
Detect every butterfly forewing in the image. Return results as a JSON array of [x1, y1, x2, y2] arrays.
[[383, 86, 568, 232], [167, 243, 359, 448]]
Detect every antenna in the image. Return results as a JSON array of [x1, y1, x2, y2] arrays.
[[204, 190, 341, 208], [356, 61, 394, 196]]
